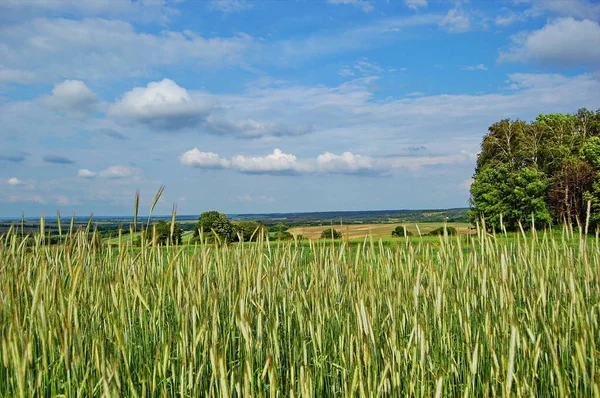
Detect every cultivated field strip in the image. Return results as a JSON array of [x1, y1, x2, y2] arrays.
[[0, 229, 599, 396]]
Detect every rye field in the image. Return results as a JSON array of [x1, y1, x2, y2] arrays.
[[0, 225, 599, 397]]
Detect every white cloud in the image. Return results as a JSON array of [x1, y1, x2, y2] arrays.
[[0, 0, 178, 24], [327, 0, 373, 13], [231, 149, 299, 174], [182, 148, 379, 175], [78, 169, 97, 178], [209, 0, 252, 13], [314, 152, 375, 174], [7, 194, 46, 204], [499, 18, 600, 69], [521, 0, 600, 20], [339, 67, 355, 77], [440, 8, 471, 33], [8, 177, 23, 186], [404, 0, 428, 10], [109, 79, 212, 130], [180, 148, 230, 168], [354, 58, 384, 75], [0, 68, 37, 84], [0, 18, 253, 82], [39, 80, 99, 118], [495, 12, 524, 27], [461, 64, 487, 71], [98, 165, 134, 179]]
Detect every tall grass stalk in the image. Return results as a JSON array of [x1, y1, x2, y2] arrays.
[[0, 222, 599, 396]]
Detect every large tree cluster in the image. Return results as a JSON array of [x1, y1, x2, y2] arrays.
[[470, 108, 600, 231]]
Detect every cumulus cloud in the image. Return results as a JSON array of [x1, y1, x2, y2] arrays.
[[78, 169, 97, 178], [109, 79, 213, 131], [39, 80, 99, 118], [404, 0, 428, 10], [498, 18, 600, 69], [43, 155, 75, 164], [231, 149, 300, 174], [8, 177, 23, 186], [98, 165, 135, 179], [181, 148, 379, 175], [180, 148, 230, 169], [327, 0, 373, 13], [314, 152, 375, 174]]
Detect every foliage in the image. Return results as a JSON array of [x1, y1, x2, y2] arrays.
[[195, 211, 234, 243], [273, 231, 294, 240], [470, 166, 552, 230], [391, 225, 412, 237], [548, 158, 595, 225], [233, 221, 267, 242], [471, 108, 600, 230], [320, 228, 342, 239], [427, 226, 457, 236], [143, 220, 182, 245]]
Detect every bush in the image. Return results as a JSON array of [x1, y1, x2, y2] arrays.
[[391, 226, 412, 237], [428, 226, 458, 236], [320, 228, 342, 239], [273, 231, 293, 240]]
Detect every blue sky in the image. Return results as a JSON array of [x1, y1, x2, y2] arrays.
[[1, 0, 599, 217]]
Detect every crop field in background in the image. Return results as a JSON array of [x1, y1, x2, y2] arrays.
[[288, 222, 474, 240], [1, 224, 599, 396]]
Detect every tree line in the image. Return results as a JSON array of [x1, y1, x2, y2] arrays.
[[470, 108, 600, 231]]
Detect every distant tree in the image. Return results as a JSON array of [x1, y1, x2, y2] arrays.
[[320, 228, 342, 239], [391, 226, 412, 237], [428, 226, 458, 236], [273, 231, 294, 240], [144, 220, 183, 245], [195, 211, 234, 243], [233, 221, 267, 242]]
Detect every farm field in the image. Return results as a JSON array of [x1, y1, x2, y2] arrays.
[[288, 222, 473, 240], [1, 225, 598, 396]]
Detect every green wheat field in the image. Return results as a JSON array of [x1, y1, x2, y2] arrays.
[[1, 223, 599, 397]]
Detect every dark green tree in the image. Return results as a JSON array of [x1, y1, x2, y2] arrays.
[[548, 158, 595, 225], [233, 221, 267, 242], [391, 226, 412, 237], [195, 211, 234, 242], [320, 228, 342, 239], [144, 220, 183, 245], [273, 231, 294, 240], [428, 226, 457, 236], [470, 165, 551, 230]]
